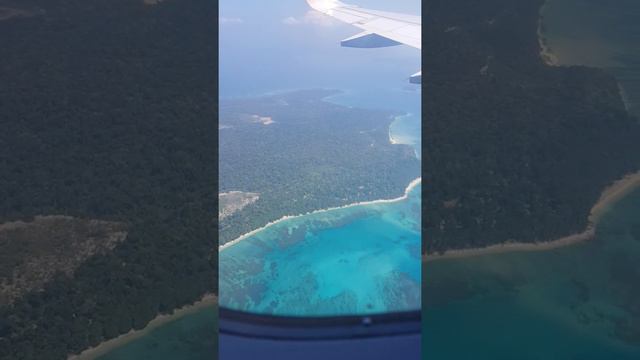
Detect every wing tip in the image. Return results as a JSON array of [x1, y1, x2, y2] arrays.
[[410, 71, 422, 84]]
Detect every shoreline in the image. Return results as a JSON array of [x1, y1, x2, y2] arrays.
[[538, 0, 632, 113], [589, 171, 640, 223], [389, 113, 421, 159], [389, 113, 408, 145], [537, 0, 560, 66], [220, 177, 422, 251], [425, 171, 640, 262], [388, 113, 410, 144], [617, 82, 631, 113], [389, 128, 400, 145], [68, 294, 217, 360], [424, 228, 595, 262]]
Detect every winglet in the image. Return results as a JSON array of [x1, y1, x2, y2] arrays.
[[341, 31, 402, 48], [410, 71, 421, 84]]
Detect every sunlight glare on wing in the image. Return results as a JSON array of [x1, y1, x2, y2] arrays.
[[307, 0, 344, 13]]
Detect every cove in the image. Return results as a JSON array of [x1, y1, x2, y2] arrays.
[[219, 180, 422, 316]]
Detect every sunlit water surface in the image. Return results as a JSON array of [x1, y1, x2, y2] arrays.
[[220, 184, 421, 316]]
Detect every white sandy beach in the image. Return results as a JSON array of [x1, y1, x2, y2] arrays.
[[220, 177, 422, 251], [68, 294, 217, 360], [538, 0, 560, 66], [389, 132, 400, 145], [425, 171, 640, 262], [388, 115, 403, 145]]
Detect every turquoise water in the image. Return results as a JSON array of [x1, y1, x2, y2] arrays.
[[390, 112, 421, 159], [97, 306, 217, 360], [326, 87, 421, 158], [423, 188, 640, 359], [219, 183, 421, 316]]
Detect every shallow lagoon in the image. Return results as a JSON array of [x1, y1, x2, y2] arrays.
[[219, 182, 421, 316]]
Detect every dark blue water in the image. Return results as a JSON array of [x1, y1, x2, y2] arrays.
[[220, 0, 421, 155]]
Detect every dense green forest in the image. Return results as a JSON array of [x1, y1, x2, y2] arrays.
[[0, 0, 217, 358], [423, 0, 640, 254], [219, 90, 420, 244]]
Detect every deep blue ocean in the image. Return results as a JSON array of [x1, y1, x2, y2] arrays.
[[219, 0, 422, 156]]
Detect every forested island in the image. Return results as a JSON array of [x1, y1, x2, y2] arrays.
[[423, 0, 640, 254], [219, 90, 420, 245], [0, 0, 217, 358]]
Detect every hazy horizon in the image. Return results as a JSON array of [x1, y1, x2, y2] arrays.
[[219, 0, 421, 99]]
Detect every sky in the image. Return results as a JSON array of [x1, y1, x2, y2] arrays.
[[219, 0, 421, 100]]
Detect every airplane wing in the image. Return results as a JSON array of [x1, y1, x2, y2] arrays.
[[307, 0, 421, 83]]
